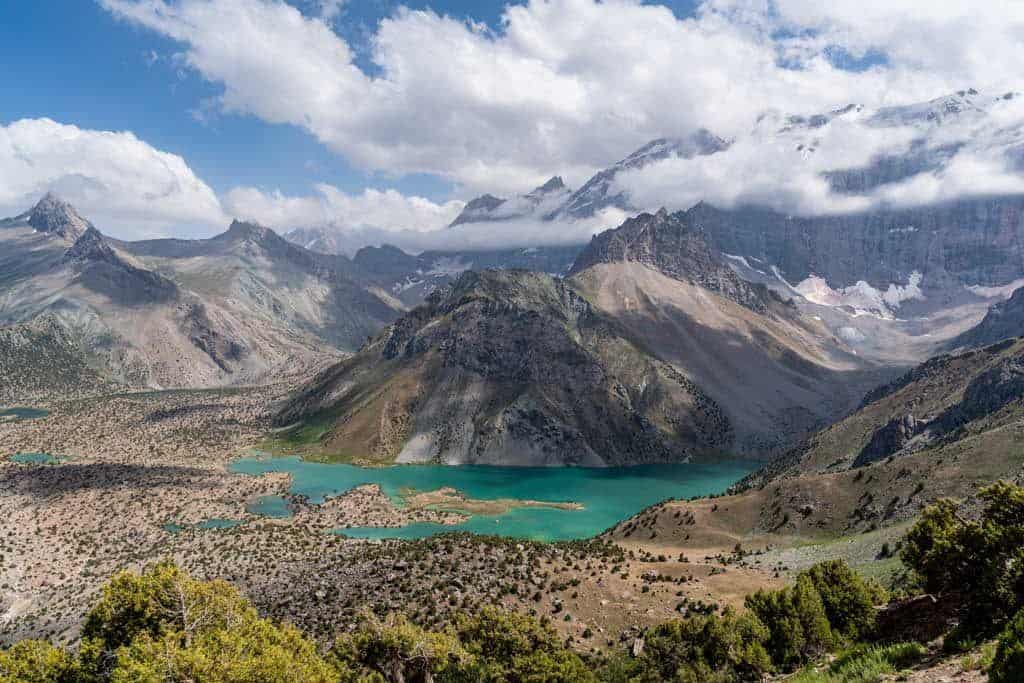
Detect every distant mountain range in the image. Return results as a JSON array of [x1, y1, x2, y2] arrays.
[[0, 195, 401, 392], [7, 91, 1024, 466]]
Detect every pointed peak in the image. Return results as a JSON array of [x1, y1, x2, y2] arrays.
[[63, 226, 118, 264], [27, 193, 92, 241], [534, 176, 566, 194], [449, 194, 508, 227], [221, 219, 276, 243]]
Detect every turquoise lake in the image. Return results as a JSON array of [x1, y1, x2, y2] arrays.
[[230, 456, 757, 542], [0, 407, 49, 421], [9, 452, 67, 465]]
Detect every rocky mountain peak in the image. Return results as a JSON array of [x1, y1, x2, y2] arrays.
[[62, 226, 119, 265], [27, 193, 92, 242], [526, 176, 566, 198], [449, 194, 508, 227], [222, 219, 276, 243], [570, 209, 772, 312], [552, 131, 728, 220]]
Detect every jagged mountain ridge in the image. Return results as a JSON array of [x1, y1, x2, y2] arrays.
[[0, 196, 402, 389], [284, 92, 1024, 332], [551, 131, 729, 220], [446, 130, 729, 227], [278, 210, 881, 463], [448, 176, 571, 227]]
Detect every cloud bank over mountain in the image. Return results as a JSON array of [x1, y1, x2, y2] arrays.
[[223, 185, 464, 234], [0, 118, 227, 237], [100, 0, 1024, 195], [9, 1, 1024, 245]]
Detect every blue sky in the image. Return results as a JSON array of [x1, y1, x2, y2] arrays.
[[0, 0, 699, 205], [1, 1, 479, 201]]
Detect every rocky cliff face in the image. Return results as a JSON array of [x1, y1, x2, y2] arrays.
[[275, 269, 731, 466], [687, 197, 1024, 291], [570, 209, 774, 312]]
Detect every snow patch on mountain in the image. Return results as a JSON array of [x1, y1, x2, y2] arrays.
[[794, 272, 924, 318]]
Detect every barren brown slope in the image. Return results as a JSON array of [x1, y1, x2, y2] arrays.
[[604, 338, 1024, 568], [274, 269, 733, 466], [568, 210, 887, 457]]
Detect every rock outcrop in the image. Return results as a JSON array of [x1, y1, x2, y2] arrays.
[[570, 209, 774, 312], [853, 414, 919, 467]]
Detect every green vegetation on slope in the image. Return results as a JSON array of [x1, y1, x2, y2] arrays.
[[12, 482, 1024, 681]]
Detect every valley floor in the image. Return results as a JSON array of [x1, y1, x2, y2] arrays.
[[0, 383, 1003, 683], [0, 384, 795, 651]]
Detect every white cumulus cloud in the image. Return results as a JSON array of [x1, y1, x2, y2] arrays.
[[222, 184, 465, 232], [102, 0, 990, 197], [0, 118, 227, 238]]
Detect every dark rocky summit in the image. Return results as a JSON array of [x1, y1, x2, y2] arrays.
[[63, 226, 178, 304], [853, 414, 919, 467], [23, 192, 93, 241], [570, 208, 774, 312]]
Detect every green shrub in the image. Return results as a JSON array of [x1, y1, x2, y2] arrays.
[[990, 608, 1024, 683], [79, 561, 338, 682], [745, 575, 834, 671], [797, 560, 881, 641], [330, 613, 471, 682], [602, 608, 770, 682], [330, 606, 594, 683], [455, 606, 595, 682], [82, 560, 254, 654], [0, 640, 81, 683], [902, 481, 1024, 637], [111, 618, 338, 683]]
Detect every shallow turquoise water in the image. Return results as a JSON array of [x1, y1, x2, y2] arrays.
[[230, 457, 757, 542], [196, 518, 243, 530], [0, 407, 50, 421], [9, 452, 66, 465], [246, 494, 293, 519]]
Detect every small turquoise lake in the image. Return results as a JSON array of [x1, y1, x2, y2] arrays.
[[9, 453, 67, 465], [0, 407, 49, 422], [230, 456, 757, 542]]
